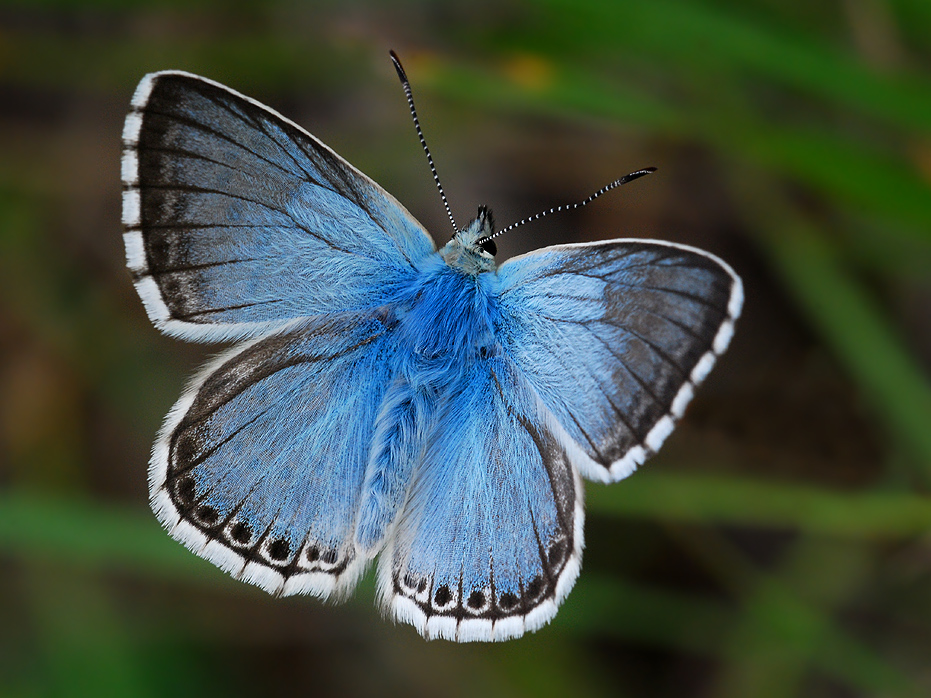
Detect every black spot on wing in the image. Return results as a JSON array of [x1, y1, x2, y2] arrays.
[[230, 521, 252, 545], [434, 585, 452, 606], [267, 537, 291, 561]]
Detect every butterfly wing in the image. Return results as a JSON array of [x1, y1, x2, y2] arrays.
[[497, 239, 743, 483], [380, 356, 583, 642], [151, 313, 399, 597], [121, 71, 435, 341]]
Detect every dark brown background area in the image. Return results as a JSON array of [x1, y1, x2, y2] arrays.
[[1, 2, 930, 697]]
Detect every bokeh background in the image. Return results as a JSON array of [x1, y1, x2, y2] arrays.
[[2, 1, 930, 697]]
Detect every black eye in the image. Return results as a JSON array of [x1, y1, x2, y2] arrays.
[[479, 239, 497, 256]]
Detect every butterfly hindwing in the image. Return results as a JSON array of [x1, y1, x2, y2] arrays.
[[498, 240, 743, 482], [380, 356, 584, 642], [122, 71, 435, 341], [151, 313, 399, 597]]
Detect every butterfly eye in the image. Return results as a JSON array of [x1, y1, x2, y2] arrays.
[[479, 239, 497, 256]]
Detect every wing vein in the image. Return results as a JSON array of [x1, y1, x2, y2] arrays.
[[141, 183, 359, 257], [137, 106, 302, 181], [173, 404, 273, 477], [194, 88, 336, 193], [547, 317, 688, 379]]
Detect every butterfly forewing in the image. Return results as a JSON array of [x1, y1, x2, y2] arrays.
[[498, 240, 742, 483], [122, 71, 434, 341]]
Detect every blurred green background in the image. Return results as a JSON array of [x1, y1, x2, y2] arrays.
[[1, 1, 930, 696]]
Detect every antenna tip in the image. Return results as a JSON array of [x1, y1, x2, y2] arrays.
[[389, 50, 408, 82], [619, 167, 657, 185]]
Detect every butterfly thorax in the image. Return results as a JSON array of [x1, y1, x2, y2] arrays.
[[398, 210, 500, 370], [400, 261, 499, 370]]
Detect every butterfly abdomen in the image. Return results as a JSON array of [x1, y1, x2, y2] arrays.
[[355, 377, 433, 555], [353, 256, 503, 554]]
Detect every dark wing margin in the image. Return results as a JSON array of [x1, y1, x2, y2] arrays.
[[498, 239, 743, 483], [121, 70, 434, 342]]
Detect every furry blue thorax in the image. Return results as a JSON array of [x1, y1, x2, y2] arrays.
[[397, 209, 500, 368]]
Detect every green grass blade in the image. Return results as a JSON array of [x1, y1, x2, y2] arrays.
[[750, 203, 931, 470], [536, 0, 931, 132], [587, 472, 931, 535]]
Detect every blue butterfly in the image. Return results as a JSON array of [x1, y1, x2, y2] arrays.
[[121, 54, 742, 642]]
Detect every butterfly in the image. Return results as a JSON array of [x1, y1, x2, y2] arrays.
[[121, 53, 742, 642]]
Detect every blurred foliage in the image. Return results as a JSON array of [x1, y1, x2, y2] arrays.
[[1, 1, 930, 697]]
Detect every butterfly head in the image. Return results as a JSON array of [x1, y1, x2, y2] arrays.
[[439, 206, 497, 275]]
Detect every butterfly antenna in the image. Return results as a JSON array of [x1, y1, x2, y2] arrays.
[[390, 51, 459, 234], [478, 167, 657, 244]]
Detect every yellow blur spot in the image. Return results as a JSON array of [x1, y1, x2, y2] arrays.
[[911, 139, 931, 186], [503, 54, 554, 91]]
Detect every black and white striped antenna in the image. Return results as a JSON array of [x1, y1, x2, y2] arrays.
[[390, 51, 459, 234], [478, 167, 657, 245], [390, 51, 656, 244]]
